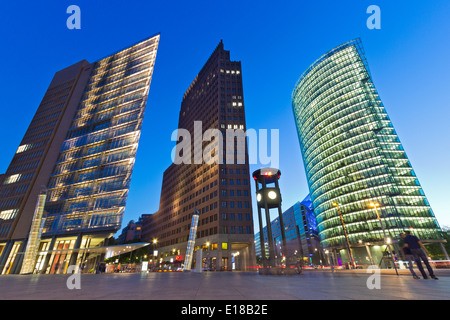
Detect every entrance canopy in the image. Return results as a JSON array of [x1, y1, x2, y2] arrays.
[[42, 242, 150, 259]]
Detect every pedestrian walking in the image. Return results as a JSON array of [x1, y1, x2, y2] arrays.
[[399, 233, 419, 279], [403, 231, 438, 280]]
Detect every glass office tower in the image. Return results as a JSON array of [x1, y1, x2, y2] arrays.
[[0, 34, 160, 274], [292, 39, 444, 264]]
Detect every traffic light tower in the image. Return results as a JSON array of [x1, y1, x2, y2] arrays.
[[253, 168, 287, 272]]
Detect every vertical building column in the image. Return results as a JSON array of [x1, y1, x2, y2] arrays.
[[216, 248, 222, 271], [365, 245, 374, 265], [68, 233, 83, 268], [440, 242, 450, 260], [242, 246, 250, 271], [248, 240, 257, 269], [296, 225, 304, 258], [96, 236, 109, 270], [40, 236, 56, 274], [10, 240, 27, 274], [333, 249, 339, 267]]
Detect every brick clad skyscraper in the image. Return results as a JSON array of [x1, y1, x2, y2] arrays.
[[143, 41, 255, 271]]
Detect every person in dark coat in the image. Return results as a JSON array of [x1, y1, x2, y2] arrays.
[[403, 231, 438, 280]]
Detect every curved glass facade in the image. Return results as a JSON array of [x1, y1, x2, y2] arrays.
[[292, 39, 442, 249]]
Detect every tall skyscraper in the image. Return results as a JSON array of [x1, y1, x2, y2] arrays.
[[291, 38, 445, 265], [142, 41, 255, 271], [0, 34, 160, 274]]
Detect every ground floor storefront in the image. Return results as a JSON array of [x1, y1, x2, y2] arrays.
[[0, 233, 148, 275], [151, 234, 256, 272]]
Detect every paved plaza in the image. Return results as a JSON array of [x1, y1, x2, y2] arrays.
[[0, 269, 449, 300]]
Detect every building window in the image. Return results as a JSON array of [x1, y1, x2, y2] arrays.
[[16, 144, 32, 153], [4, 174, 21, 184]]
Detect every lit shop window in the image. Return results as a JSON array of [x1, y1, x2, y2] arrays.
[[4, 174, 21, 184], [16, 144, 32, 153]]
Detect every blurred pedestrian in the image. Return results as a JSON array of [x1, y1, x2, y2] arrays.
[[399, 233, 419, 279]]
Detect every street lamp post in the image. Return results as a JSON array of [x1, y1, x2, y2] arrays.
[[332, 202, 356, 269], [369, 202, 399, 276]]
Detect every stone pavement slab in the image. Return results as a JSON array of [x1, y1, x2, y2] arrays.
[[0, 270, 449, 300]]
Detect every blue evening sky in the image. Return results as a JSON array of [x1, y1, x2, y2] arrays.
[[0, 1, 449, 235]]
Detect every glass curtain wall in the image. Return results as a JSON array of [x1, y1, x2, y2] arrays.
[[43, 35, 160, 236]]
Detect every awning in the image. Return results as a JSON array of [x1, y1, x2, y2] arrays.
[[40, 242, 150, 259]]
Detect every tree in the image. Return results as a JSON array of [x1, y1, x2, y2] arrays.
[[426, 228, 450, 259]]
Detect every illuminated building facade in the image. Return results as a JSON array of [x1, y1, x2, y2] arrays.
[[117, 215, 147, 244], [142, 41, 255, 271], [291, 38, 445, 265], [0, 34, 160, 274]]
